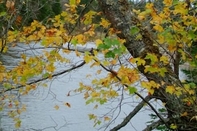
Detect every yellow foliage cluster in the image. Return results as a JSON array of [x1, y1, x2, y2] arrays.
[[118, 66, 140, 85]]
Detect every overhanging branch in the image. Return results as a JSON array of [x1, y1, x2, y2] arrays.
[[0, 61, 86, 94], [95, 59, 168, 130]]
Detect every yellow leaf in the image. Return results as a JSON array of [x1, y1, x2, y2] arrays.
[[132, 9, 141, 14], [109, 90, 118, 97], [130, 57, 146, 66], [146, 3, 154, 9], [170, 124, 177, 129], [173, 3, 188, 15], [103, 60, 110, 66], [84, 92, 89, 99], [21, 104, 27, 112], [84, 52, 93, 63], [160, 55, 169, 65], [17, 109, 21, 114], [118, 66, 140, 84], [75, 34, 86, 44], [0, 73, 6, 82], [14, 100, 19, 107], [104, 116, 111, 121], [91, 91, 100, 97], [54, 105, 59, 110], [153, 25, 164, 32], [141, 81, 159, 95], [166, 86, 175, 94], [110, 59, 117, 65], [15, 120, 21, 128], [88, 114, 96, 120], [163, 0, 172, 6], [149, 88, 155, 95], [97, 69, 102, 74], [45, 63, 56, 72], [100, 18, 111, 28], [69, 0, 80, 5], [157, 34, 165, 44], [95, 39, 103, 46]]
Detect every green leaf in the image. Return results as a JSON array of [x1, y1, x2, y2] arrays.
[[3, 83, 12, 89], [130, 26, 140, 35], [98, 43, 110, 50], [105, 51, 115, 58], [99, 99, 107, 104], [86, 98, 94, 105], [128, 86, 137, 94], [71, 39, 78, 46], [145, 53, 158, 65], [0, 12, 7, 17], [42, 72, 50, 78], [188, 30, 196, 40], [189, 83, 196, 88], [159, 67, 167, 77], [158, 108, 166, 113], [69, 0, 76, 5], [172, 0, 179, 5]]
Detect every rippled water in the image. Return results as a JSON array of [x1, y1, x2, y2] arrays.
[[0, 42, 182, 131]]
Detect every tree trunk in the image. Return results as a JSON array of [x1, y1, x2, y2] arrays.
[[98, 0, 197, 130]]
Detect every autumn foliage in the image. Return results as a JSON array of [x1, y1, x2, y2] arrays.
[[0, 0, 197, 130]]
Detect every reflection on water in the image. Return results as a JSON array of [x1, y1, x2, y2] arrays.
[[0, 43, 159, 131]]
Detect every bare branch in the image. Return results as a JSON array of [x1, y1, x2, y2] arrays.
[[110, 95, 152, 131]]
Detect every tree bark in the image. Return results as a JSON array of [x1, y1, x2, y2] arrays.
[[98, 0, 197, 130]]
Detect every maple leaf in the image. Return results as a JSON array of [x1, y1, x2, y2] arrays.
[[145, 53, 158, 65], [163, 0, 172, 6], [130, 57, 146, 66], [84, 52, 93, 63], [153, 25, 164, 32], [160, 55, 169, 65], [95, 39, 103, 46], [88, 114, 97, 120], [91, 91, 100, 97], [100, 18, 111, 28], [166, 86, 175, 94], [104, 116, 111, 121]]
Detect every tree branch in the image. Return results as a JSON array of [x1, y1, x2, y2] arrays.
[[142, 118, 169, 131], [0, 61, 86, 94], [110, 95, 152, 131], [95, 60, 168, 130]]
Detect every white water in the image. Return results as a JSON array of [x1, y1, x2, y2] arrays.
[[0, 42, 185, 131]]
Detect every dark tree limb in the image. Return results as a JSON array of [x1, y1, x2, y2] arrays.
[[142, 118, 169, 131], [0, 61, 86, 94], [110, 95, 152, 131], [96, 60, 168, 130]]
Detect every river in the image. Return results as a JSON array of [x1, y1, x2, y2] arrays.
[[0, 42, 185, 131]]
